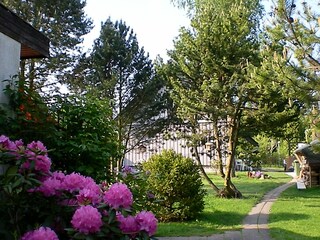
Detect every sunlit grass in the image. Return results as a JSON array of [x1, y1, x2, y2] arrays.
[[156, 171, 291, 237], [269, 186, 320, 240]]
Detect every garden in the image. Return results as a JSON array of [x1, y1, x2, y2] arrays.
[[1, 0, 320, 239]]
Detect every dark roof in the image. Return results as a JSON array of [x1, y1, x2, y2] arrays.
[[0, 3, 49, 59], [295, 144, 320, 165]]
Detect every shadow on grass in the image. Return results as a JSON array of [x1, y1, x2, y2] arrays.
[[280, 186, 320, 199], [156, 211, 244, 237], [268, 212, 309, 223], [271, 227, 320, 240], [199, 210, 244, 226]]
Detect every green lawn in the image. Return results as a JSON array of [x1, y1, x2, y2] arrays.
[[156, 171, 291, 237], [269, 186, 320, 240]]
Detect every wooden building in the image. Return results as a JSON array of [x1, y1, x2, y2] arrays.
[[294, 142, 320, 187]]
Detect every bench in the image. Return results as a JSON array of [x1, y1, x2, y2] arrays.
[[296, 180, 306, 190]]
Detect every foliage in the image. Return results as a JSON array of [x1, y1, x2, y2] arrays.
[[117, 165, 158, 214], [69, 18, 170, 169], [162, 0, 265, 197], [0, 136, 158, 240], [266, 0, 320, 141], [268, 0, 320, 77], [49, 93, 118, 181], [0, 81, 118, 181], [237, 134, 289, 168], [0, 79, 58, 145], [142, 150, 206, 222], [1, 0, 93, 90]]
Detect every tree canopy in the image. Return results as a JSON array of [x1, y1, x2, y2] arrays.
[[68, 18, 170, 168]]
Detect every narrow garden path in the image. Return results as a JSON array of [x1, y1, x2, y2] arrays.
[[157, 175, 296, 240]]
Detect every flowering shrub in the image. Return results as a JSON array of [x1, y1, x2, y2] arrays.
[[21, 227, 59, 240], [71, 205, 103, 234], [0, 135, 158, 240], [103, 182, 133, 209]]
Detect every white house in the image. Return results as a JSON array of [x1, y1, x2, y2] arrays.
[[0, 3, 49, 105]]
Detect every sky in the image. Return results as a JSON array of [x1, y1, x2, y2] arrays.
[[83, 0, 190, 60]]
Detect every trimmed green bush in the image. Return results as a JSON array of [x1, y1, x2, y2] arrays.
[[142, 150, 206, 222]]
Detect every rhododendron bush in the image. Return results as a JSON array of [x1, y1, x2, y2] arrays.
[[0, 135, 157, 240]]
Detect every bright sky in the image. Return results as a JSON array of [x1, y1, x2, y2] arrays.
[[83, 0, 190, 60]]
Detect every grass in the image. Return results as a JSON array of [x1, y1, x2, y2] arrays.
[[269, 186, 320, 240], [155, 171, 291, 237]]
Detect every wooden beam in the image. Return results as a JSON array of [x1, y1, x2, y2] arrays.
[[0, 3, 49, 59]]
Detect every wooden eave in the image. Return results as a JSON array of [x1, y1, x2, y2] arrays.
[[0, 3, 49, 59]]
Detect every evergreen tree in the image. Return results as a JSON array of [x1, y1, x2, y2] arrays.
[[69, 18, 169, 169], [163, 0, 264, 198], [265, 0, 320, 142]]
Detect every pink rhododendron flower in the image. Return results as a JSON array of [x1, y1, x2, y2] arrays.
[[37, 171, 66, 196], [103, 183, 133, 209], [21, 226, 58, 240], [76, 188, 101, 205], [0, 135, 17, 151], [122, 166, 134, 174], [51, 171, 66, 181], [120, 166, 135, 178], [117, 214, 139, 235], [38, 177, 63, 196], [14, 139, 24, 148], [21, 154, 52, 174], [62, 172, 87, 192], [71, 205, 103, 234], [37, 171, 102, 205], [136, 211, 158, 236], [26, 140, 47, 153], [83, 177, 101, 193]]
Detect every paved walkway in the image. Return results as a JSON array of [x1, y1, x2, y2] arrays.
[[157, 174, 296, 240]]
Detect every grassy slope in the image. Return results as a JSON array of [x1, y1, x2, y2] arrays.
[[156, 171, 291, 237], [269, 186, 320, 240]]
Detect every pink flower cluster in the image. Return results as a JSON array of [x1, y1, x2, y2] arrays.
[[103, 182, 133, 209], [21, 227, 58, 240], [71, 205, 103, 234], [0, 135, 18, 151], [1, 136, 158, 239], [38, 175, 157, 237], [117, 211, 158, 237], [120, 165, 135, 178], [38, 171, 101, 205], [0, 135, 51, 175], [21, 141, 51, 174]]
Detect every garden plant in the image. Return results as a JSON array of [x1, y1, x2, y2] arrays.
[[142, 149, 206, 222], [0, 135, 157, 240]]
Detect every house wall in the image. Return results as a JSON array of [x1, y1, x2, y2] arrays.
[[0, 32, 20, 104], [124, 121, 228, 168], [124, 136, 215, 167]]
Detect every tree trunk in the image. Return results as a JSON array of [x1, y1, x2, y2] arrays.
[[194, 146, 220, 193], [213, 123, 225, 178], [218, 154, 242, 198], [218, 116, 242, 198]]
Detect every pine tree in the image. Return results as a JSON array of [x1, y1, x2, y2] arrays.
[[266, 0, 320, 142], [163, 0, 265, 197], [69, 18, 170, 169]]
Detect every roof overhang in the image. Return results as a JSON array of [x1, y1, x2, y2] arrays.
[[0, 3, 49, 59]]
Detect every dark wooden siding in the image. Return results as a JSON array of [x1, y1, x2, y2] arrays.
[[0, 3, 49, 59]]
